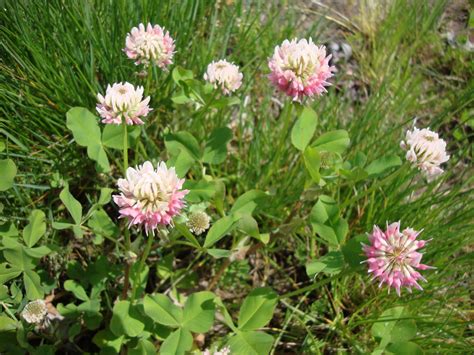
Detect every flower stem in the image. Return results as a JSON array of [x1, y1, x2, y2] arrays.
[[261, 102, 294, 186], [145, 66, 153, 96], [122, 121, 128, 174], [120, 120, 131, 300], [130, 232, 154, 302]]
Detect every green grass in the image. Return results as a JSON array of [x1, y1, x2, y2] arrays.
[[1, 0, 473, 353]]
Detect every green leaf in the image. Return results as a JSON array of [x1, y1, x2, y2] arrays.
[[66, 107, 110, 172], [172, 66, 194, 85], [306, 251, 344, 277], [227, 331, 274, 355], [0, 316, 17, 332], [23, 269, 44, 300], [93, 329, 124, 353], [372, 307, 417, 346], [182, 291, 216, 333], [203, 215, 236, 248], [102, 124, 140, 150], [386, 342, 423, 355], [303, 146, 321, 183], [130, 264, 149, 300], [87, 209, 118, 238], [0, 222, 19, 237], [172, 92, 193, 105], [0, 159, 17, 191], [174, 223, 201, 248], [3, 245, 35, 270], [238, 287, 278, 331], [334, 218, 348, 244], [365, 154, 402, 177], [129, 339, 156, 355], [207, 248, 232, 259], [160, 328, 193, 355], [312, 130, 350, 154], [24, 245, 51, 259], [165, 131, 201, 161], [60, 185, 82, 225], [143, 294, 183, 327], [236, 215, 259, 238], [110, 301, 145, 337], [22, 209, 46, 248], [202, 127, 233, 164], [168, 149, 195, 177], [291, 106, 318, 151], [0, 263, 22, 284], [184, 180, 216, 203], [312, 223, 338, 246], [342, 234, 369, 270], [230, 190, 267, 215], [209, 96, 240, 109], [310, 195, 339, 224], [98, 188, 113, 205], [64, 280, 89, 301], [52, 222, 74, 230]]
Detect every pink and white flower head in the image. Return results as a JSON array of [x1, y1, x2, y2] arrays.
[[268, 38, 335, 101], [400, 127, 449, 177], [113, 161, 188, 234], [204, 59, 243, 95], [363, 222, 433, 296], [96, 82, 151, 125], [124, 23, 175, 69]]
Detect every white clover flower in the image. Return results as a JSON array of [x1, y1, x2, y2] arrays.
[[113, 161, 188, 234], [187, 211, 211, 235], [96, 82, 151, 125], [124, 23, 175, 69], [204, 59, 243, 95], [401, 127, 449, 177], [268, 38, 335, 101], [203, 346, 231, 355], [21, 300, 47, 324]]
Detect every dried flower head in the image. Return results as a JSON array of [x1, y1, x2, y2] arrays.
[[268, 38, 335, 101], [187, 211, 211, 235], [363, 222, 433, 296], [96, 82, 151, 125], [400, 127, 449, 177], [124, 23, 175, 69], [21, 300, 47, 324], [113, 161, 188, 234], [203, 346, 231, 355], [204, 59, 243, 95]]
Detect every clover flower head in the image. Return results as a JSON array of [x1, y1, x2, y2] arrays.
[[204, 59, 243, 95], [363, 222, 433, 296], [400, 127, 449, 177], [96, 82, 151, 125], [268, 38, 335, 101], [124, 23, 175, 69], [203, 346, 231, 355], [187, 211, 211, 235], [21, 300, 48, 324], [113, 161, 188, 234]]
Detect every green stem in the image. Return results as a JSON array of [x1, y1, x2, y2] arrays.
[[121, 120, 131, 300], [130, 231, 154, 302], [122, 122, 128, 174], [261, 102, 294, 186], [279, 269, 352, 299], [145, 66, 153, 96]]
